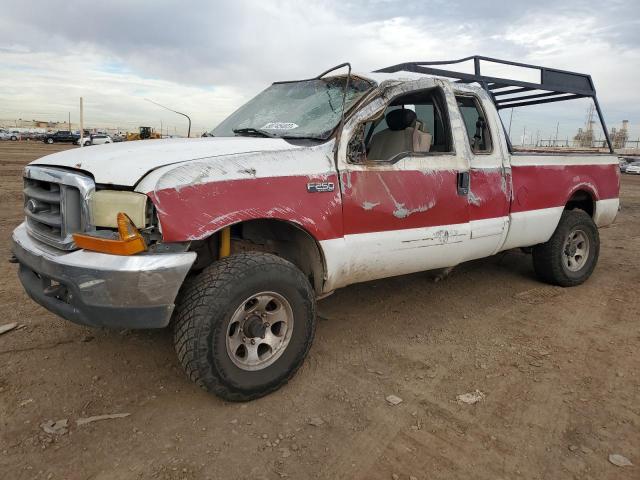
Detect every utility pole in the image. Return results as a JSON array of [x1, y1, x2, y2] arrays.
[[79, 97, 84, 148], [144, 98, 191, 138], [554, 121, 559, 147], [508, 108, 514, 138], [68, 112, 71, 131], [522, 126, 527, 146]]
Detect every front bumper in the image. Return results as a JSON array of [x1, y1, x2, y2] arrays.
[[11, 223, 196, 329]]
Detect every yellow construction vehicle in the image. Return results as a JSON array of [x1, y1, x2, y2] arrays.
[[126, 126, 162, 141]]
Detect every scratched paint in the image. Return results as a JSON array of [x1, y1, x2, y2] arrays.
[[468, 190, 482, 206], [392, 200, 436, 219], [361, 201, 380, 211]]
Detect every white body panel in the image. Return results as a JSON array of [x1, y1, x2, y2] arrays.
[[593, 198, 620, 227], [321, 222, 471, 290], [501, 207, 565, 251], [33, 137, 308, 186]]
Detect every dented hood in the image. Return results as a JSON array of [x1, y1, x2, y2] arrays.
[[31, 137, 304, 186]]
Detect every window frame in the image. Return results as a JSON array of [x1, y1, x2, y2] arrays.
[[349, 86, 456, 165], [455, 94, 494, 155]]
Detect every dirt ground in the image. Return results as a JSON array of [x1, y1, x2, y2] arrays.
[[0, 141, 638, 480]]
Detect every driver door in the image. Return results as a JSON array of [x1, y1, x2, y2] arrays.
[[324, 82, 472, 289]]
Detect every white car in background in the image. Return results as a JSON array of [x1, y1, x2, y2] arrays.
[[625, 161, 640, 175], [0, 129, 20, 141], [77, 134, 113, 146]]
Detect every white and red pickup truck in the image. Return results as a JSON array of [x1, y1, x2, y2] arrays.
[[11, 57, 620, 401]]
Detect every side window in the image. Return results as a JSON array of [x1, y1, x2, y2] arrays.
[[456, 96, 492, 153], [355, 88, 453, 163]]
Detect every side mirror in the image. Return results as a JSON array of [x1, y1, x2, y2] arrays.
[[347, 124, 367, 164]]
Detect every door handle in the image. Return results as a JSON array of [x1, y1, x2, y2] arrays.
[[457, 171, 469, 196]]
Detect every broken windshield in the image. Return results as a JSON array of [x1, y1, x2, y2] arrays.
[[211, 76, 375, 140]]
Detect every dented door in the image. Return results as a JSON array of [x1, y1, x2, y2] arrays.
[[335, 153, 471, 285], [320, 80, 476, 290]]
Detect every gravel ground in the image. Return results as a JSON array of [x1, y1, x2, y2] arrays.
[[0, 142, 638, 480]]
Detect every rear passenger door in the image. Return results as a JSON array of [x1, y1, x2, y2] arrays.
[[455, 92, 511, 259]]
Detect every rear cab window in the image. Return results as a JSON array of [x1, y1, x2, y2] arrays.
[[456, 95, 493, 154]]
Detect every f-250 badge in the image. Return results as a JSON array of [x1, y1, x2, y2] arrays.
[[307, 182, 335, 193]]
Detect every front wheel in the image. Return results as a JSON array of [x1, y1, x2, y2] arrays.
[[532, 209, 600, 287], [173, 252, 316, 401], [46, 137, 54, 144]]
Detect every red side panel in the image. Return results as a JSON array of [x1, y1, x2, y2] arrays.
[[511, 164, 619, 213], [340, 169, 468, 234], [149, 174, 342, 242], [469, 168, 510, 221], [149, 163, 619, 243]]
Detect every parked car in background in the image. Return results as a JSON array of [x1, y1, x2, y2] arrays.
[[619, 158, 629, 173], [77, 134, 113, 146], [43, 131, 80, 144], [625, 161, 640, 175], [111, 133, 126, 142], [0, 129, 20, 141], [27, 132, 48, 142]]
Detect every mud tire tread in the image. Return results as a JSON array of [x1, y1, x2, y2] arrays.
[[173, 252, 316, 401], [532, 209, 600, 287]]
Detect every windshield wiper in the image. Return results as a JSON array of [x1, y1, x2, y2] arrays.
[[280, 135, 326, 141], [232, 128, 275, 138]]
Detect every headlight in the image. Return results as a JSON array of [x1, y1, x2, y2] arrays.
[[91, 190, 148, 228]]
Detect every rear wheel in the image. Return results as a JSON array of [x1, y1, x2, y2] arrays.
[[532, 209, 599, 287], [173, 252, 316, 401]]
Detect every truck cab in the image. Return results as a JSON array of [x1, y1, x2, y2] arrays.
[[12, 56, 620, 401]]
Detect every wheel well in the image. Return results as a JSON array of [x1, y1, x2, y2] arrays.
[[189, 219, 326, 295], [565, 190, 594, 217]]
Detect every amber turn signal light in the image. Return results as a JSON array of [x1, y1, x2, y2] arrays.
[[73, 212, 147, 255]]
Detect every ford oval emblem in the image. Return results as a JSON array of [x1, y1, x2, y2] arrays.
[[26, 199, 39, 213]]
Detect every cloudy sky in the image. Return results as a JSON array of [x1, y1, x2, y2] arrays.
[[0, 0, 638, 142]]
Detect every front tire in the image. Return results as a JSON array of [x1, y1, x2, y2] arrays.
[[46, 137, 54, 144], [532, 209, 600, 287], [173, 252, 316, 401]]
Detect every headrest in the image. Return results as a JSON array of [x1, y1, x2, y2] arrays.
[[386, 109, 417, 131]]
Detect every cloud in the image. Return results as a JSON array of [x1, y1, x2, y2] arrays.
[[0, 0, 638, 139]]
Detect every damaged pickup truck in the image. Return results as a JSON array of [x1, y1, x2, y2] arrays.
[[11, 56, 620, 401]]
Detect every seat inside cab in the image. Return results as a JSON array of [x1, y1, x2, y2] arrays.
[[365, 88, 452, 161]]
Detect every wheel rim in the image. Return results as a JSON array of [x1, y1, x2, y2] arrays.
[[563, 229, 590, 272], [225, 292, 294, 371]]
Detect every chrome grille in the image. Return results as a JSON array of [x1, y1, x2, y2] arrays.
[[23, 166, 94, 250]]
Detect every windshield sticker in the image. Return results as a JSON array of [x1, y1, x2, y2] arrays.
[[262, 122, 299, 130]]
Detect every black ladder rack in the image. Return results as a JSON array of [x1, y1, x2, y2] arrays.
[[376, 56, 613, 153]]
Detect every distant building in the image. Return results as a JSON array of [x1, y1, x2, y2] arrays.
[[609, 120, 629, 149]]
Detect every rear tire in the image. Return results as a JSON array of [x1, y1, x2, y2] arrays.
[[532, 209, 599, 287], [173, 252, 316, 401]]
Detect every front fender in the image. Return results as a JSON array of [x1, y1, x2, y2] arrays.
[[147, 174, 342, 242]]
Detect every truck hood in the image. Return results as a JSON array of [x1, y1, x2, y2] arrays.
[[31, 137, 306, 186]]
